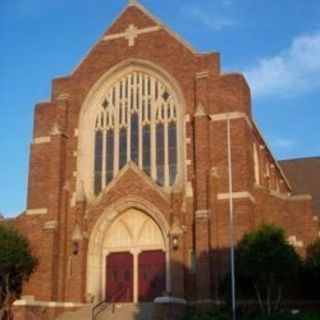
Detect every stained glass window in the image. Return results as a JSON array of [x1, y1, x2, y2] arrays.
[[143, 125, 151, 175], [94, 131, 103, 195], [168, 122, 177, 185], [93, 71, 178, 195], [156, 123, 165, 186], [106, 130, 114, 184], [131, 113, 139, 164], [119, 128, 127, 169]]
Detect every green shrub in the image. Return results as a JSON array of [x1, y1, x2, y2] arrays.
[[301, 239, 320, 299], [236, 224, 301, 315]]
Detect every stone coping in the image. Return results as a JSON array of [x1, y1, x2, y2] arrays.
[[13, 300, 87, 308], [154, 297, 187, 304]]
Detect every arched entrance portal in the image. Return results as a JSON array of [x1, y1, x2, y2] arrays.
[[103, 209, 166, 302], [87, 202, 170, 303]]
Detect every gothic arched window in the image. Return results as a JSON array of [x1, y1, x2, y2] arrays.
[[94, 72, 178, 195]]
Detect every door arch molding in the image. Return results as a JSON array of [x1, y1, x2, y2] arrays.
[[86, 196, 170, 303]]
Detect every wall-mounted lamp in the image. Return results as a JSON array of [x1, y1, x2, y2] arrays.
[[172, 236, 179, 250], [72, 240, 79, 255]]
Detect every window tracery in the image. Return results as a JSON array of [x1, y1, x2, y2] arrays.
[[94, 72, 178, 194]]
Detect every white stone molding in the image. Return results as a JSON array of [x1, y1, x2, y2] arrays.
[[253, 143, 260, 185], [196, 71, 209, 79], [290, 195, 312, 201], [43, 220, 58, 231], [33, 136, 51, 144], [71, 223, 83, 241], [103, 24, 161, 47], [209, 111, 253, 129], [57, 93, 70, 101], [50, 122, 62, 136], [26, 208, 48, 215], [194, 103, 207, 117], [70, 192, 77, 208], [77, 59, 186, 201], [195, 209, 210, 220], [210, 167, 218, 177], [170, 217, 186, 236], [217, 191, 255, 203], [128, 0, 138, 5], [13, 300, 85, 308], [76, 180, 86, 203]]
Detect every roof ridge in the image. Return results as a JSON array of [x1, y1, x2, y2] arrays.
[[279, 156, 320, 162]]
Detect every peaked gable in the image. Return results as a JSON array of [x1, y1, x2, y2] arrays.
[[104, 2, 197, 54], [92, 162, 170, 206], [106, 4, 158, 35]]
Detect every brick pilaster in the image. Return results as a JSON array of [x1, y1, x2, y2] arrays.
[[170, 189, 185, 298], [194, 104, 211, 300]]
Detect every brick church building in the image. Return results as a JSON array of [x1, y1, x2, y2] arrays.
[[10, 0, 319, 318]]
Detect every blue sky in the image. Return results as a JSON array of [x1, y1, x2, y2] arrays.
[[1, 0, 320, 217]]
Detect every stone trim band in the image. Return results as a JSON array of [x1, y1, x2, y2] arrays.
[[217, 191, 255, 202], [33, 136, 51, 144], [26, 208, 48, 215]]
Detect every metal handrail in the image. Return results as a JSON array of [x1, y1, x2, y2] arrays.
[[92, 286, 129, 320]]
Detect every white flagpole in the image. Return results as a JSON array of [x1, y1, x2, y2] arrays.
[[227, 117, 236, 320]]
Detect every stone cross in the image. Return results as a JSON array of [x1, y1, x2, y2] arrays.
[[125, 24, 140, 47], [103, 24, 161, 47]]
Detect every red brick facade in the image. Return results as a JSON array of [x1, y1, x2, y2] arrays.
[[12, 1, 319, 308]]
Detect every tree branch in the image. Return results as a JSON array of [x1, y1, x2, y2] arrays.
[[253, 283, 265, 314]]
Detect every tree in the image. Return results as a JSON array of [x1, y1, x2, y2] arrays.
[[0, 224, 38, 320], [236, 224, 301, 315], [301, 238, 320, 299]]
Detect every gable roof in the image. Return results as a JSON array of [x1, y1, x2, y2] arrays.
[[69, 1, 200, 75], [279, 157, 320, 215], [106, 1, 198, 54]]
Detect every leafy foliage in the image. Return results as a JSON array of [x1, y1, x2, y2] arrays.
[[235, 224, 301, 315], [0, 224, 38, 319], [300, 239, 320, 299]]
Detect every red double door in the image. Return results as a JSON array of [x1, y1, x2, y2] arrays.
[[106, 250, 165, 302]]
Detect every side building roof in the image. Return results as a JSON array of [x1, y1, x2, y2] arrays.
[[279, 157, 320, 216]]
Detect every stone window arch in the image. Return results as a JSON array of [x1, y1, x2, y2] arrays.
[[77, 60, 185, 200]]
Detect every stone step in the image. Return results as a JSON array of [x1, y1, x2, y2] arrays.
[[56, 303, 153, 320]]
